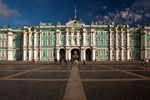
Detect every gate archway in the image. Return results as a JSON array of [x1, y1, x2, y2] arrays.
[[86, 49, 92, 61], [71, 49, 80, 61], [60, 49, 65, 60]]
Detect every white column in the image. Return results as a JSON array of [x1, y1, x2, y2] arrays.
[[116, 49, 119, 61], [59, 31, 61, 45], [23, 32, 26, 61], [93, 31, 96, 46], [121, 32, 123, 47], [91, 30, 93, 46], [143, 31, 147, 59], [81, 48, 85, 61], [71, 31, 74, 46], [110, 49, 112, 60], [77, 31, 80, 46], [92, 48, 96, 61], [127, 49, 130, 60], [109, 31, 112, 47], [115, 32, 119, 61], [28, 30, 32, 60], [68, 49, 71, 60], [23, 32, 26, 46], [56, 49, 60, 60], [121, 49, 124, 61], [66, 30, 69, 46], [109, 31, 112, 60], [29, 49, 32, 60], [91, 29, 94, 46], [23, 49, 27, 61], [116, 32, 118, 46], [66, 48, 68, 60], [83, 29, 86, 46], [34, 30, 37, 60], [56, 30, 60, 46], [127, 31, 130, 60], [66, 48, 71, 60], [8, 31, 13, 60], [40, 30, 42, 60], [29, 32, 31, 47], [127, 31, 130, 47]]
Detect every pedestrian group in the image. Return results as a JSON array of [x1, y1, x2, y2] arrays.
[[141, 58, 149, 68]]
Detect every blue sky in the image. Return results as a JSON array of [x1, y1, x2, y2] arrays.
[[0, 0, 150, 28]]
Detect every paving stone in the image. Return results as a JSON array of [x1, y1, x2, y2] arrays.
[[0, 80, 67, 100], [129, 71, 150, 77], [83, 81, 150, 100], [0, 71, 22, 78], [80, 71, 139, 79], [14, 72, 70, 79], [78, 66, 111, 70], [39, 66, 72, 70]]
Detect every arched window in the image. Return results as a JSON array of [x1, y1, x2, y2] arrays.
[[43, 50, 46, 57]]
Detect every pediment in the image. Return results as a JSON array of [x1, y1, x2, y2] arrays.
[[66, 20, 85, 27]]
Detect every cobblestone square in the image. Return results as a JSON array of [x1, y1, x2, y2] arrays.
[[0, 61, 150, 100]]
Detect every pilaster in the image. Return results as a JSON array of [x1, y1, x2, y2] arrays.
[[71, 31, 75, 46], [56, 48, 60, 60], [115, 48, 119, 61], [92, 47, 96, 61], [23, 31, 27, 61], [83, 29, 86, 46], [77, 31, 80, 46], [66, 30, 69, 46], [81, 47, 85, 61], [121, 48, 124, 61], [91, 29, 95, 46], [56, 30, 60, 46], [127, 48, 130, 60], [34, 30, 37, 60], [8, 31, 13, 60]]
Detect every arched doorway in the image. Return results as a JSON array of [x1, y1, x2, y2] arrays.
[[86, 49, 91, 61], [71, 49, 80, 60], [60, 49, 65, 60]]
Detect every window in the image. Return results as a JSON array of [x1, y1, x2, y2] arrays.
[[43, 50, 46, 57], [101, 32, 103, 36], [48, 32, 50, 36], [124, 40, 126, 46], [74, 31, 77, 35], [101, 39, 103, 46], [43, 32, 45, 36], [48, 39, 50, 45], [106, 39, 109, 46], [43, 40, 46, 46], [48, 50, 50, 58]]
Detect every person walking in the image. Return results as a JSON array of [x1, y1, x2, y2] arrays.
[[75, 60, 78, 66], [140, 59, 145, 68], [54, 58, 57, 64], [59, 59, 62, 64], [83, 60, 86, 65], [32, 59, 35, 64], [145, 58, 149, 68]]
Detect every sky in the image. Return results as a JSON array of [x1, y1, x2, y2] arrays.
[[0, 0, 150, 28]]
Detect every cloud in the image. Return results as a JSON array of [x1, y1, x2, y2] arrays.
[[0, 0, 19, 17], [132, 0, 150, 9], [102, 0, 150, 25], [102, 6, 107, 10]]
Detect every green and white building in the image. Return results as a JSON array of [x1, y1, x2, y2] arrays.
[[0, 16, 150, 61]]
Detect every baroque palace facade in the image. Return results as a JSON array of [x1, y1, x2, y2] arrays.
[[0, 17, 150, 61]]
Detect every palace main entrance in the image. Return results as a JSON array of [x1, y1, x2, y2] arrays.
[[60, 49, 65, 60], [71, 49, 80, 60], [86, 49, 91, 61]]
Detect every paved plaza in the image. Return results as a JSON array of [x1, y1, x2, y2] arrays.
[[0, 61, 150, 100]]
